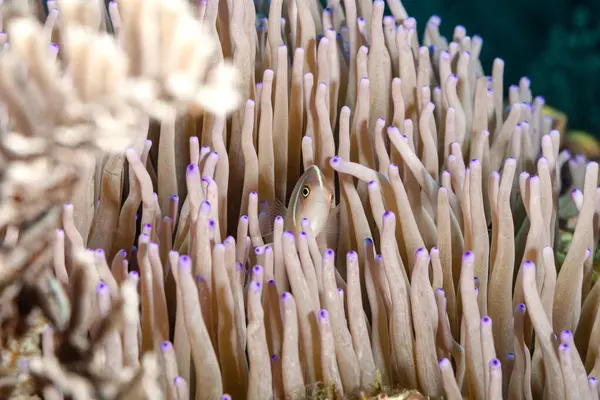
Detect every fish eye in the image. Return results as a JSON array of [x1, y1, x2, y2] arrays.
[[301, 185, 310, 198]]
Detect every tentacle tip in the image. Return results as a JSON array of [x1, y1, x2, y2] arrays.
[[416, 248, 427, 256], [173, 376, 184, 386], [251, 281, 262, 292], [224, 236, 235, 244], [438, 358, 450, 367], [489, 358, 501, 369], [160, 341, 172, 351], [96, 281, 108, 293], [561, 330, 573, 339], [318, 309, 328, 320], [523, 260, 534, 268], [178, 255, 192, 269]]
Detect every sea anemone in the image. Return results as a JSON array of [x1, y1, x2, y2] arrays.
[[0, 0, 599, 399]]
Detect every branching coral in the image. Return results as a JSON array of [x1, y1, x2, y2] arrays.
[[1, 0, 599, 399]]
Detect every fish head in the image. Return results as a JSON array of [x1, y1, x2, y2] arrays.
[[286, 165, 334, 236]]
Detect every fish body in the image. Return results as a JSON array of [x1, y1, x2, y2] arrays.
[[541, 105, 568, 137], [565, 130, 600, 161], [284, 165, 335, 236], [260, 164, 336, 239]]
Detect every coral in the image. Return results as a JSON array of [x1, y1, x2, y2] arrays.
[[0, 0, 599, 399]]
